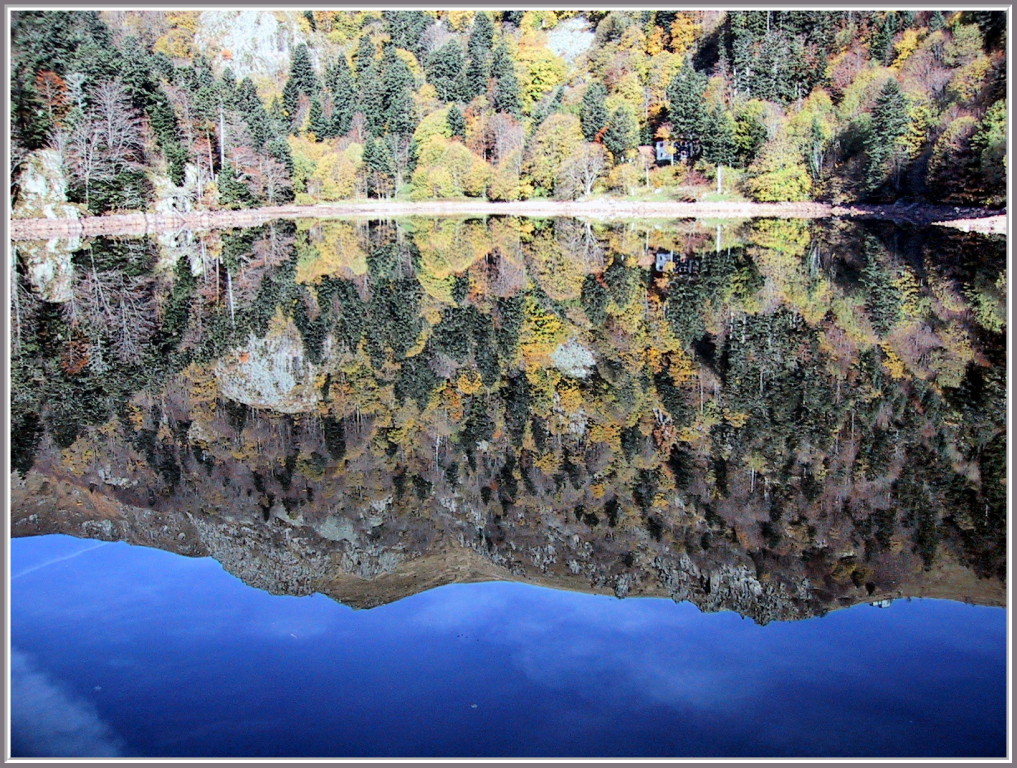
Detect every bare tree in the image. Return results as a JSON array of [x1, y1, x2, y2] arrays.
[[10, 256, 39, 355], [64, 262, 156, 367], [555, 142, 607, 200], [63, 79, 146, 207], [488, 113, 524, 167], [227, 144, 291, 204], [91, 79, 144, 174], [65, 119, 104, 207]]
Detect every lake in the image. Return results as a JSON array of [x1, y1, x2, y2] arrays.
[[9, 216, 1008, 757]]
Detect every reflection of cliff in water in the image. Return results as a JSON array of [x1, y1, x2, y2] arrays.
[[10, 217, 1007, 622]]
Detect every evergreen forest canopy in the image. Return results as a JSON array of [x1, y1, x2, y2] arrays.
[[10, 217, 1007, 608], [9, 9, 1008, 217]]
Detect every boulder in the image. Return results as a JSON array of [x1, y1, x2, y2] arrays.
[[12, 149, 83, 221], [13, 239, 79, 303], [193, 10, 310, 82], [214, 311, 323, 413], [551, 338, 596, 377]]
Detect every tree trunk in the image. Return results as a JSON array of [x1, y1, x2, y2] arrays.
[[219, 103, 226, 170]]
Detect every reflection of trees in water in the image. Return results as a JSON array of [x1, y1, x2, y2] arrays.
[[10, 218, 1007, 590]]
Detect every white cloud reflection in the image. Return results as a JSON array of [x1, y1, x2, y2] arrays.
[[10, 648, 126, 757]]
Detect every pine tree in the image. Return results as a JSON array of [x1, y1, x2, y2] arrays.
[[11, 62, 51, 150], [666, 60, 708, 141], [580, 81, 608, 142], [382, 48, 416, 135], [221, 67, 238, 108], [288, 43, 319, 97], [465, 12, 494, 99], [308, 95, 328, 139], [218, 162, 253, 209], [364, 138, 395, 198], [386, 86, 416, 137], [382, 11, 428, 57], [325, 57, 356, 137], [465, 51, 489, 101], [283, 43, 320, 133], [353, 35, 375, 77], [358, 62, 386, 136], [702, 105, 737, 166], [531, 86, 564, 128], [864, 78, 910, 194], [447, 105, 466, 140], [602, 106, 638, 161], [236, 77, 272, 148], [281, 77, 303, 132], [426, 40, 467, 103], [491, 42, 522, 116], [266, 137, 294, 175], [869, 12, 899, 66]]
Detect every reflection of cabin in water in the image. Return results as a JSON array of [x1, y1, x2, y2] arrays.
[[653, 249, 701, 276], [654, 138, 701, 165]]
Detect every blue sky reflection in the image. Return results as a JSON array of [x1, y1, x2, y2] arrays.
[[10, 534, 1007, 758]]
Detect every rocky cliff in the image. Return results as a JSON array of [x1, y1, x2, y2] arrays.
[[11, 465, 1004, 622]]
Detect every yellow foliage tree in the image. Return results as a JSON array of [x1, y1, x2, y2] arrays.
[[309, 143, 363, 201], [153, 11, 198, 60], [296, 222, 368, 282], [514, 37, 567, 113], [523, 113, 584, 194], [670, 13, 701, 57]]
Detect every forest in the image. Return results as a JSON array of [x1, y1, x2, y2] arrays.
[[9, 10, 1008, 216], [10, 216, 1008, 588]]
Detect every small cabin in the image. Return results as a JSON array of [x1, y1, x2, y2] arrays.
[[652, 249, 701, 276], [654, 138, 702, 166]]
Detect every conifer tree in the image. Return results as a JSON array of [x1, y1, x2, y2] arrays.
[[221, 67, 238, 107], [603, 105, 638, 161], [353, 34, 375, 76], [288, 43, 319, 97], [702, 105, 737, 166], [382, 11, 428, 57], [325, 57, 356, 137], [864, 78, 910, 194], [236, 77, 272, 148], [426, 40, 467, 103], [466, 12, 494, 99], [386, 85, 416, 138], [491, 42, 522, 116], [447, 105, 466, 140], [281, 77, 303, 132], [308, 95, 328, 139], [580, 81, 608, 142], [382, 49, 416, 135], [364, 138, 396, 197], [266, 137, 294, 175], [869, 12, 899, 66], [218, 161, 253, 208], [283, 43, 319, 132], [358, 62, 386, 136], [665, 60, 708, 141]]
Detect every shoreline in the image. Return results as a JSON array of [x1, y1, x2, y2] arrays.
[[8, 200, 1007, 239]]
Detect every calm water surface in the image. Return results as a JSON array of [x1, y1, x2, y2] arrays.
[[10, 216, 1008, 757]]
